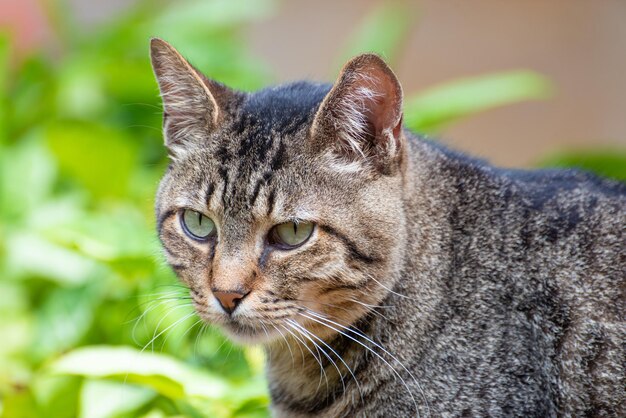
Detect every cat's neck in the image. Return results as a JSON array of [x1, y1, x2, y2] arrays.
[[264, 312, 376, 416]]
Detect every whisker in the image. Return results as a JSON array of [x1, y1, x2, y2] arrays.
[[213, 333, 232, 360], [294, 297, 356, 315], [299, 310, 427, 417], [270, 323, 296, 369], [194, 322, 210, 357], [290, 322, 324, 365], [224, 339, 234, 362], [163, 317, 202, 353], [280, 323, 328, 394], [126, 291, 190, 320], [136, 288, 189, 297], [346, 298, 393, 322], [142, 305, 195, 353], [259, 322, 273, 359], [303, 322, 364, 408], [129, 296, 191, 346], [347, 298, 394, 309], [288, 318, 366, 408], [129, 296, 193, 318], [363, 272, 411, 299], [288, 319, 345, 394], [122, 102, 162, 110], [279, 323, 306, 368], [149, 284, 190, 292]]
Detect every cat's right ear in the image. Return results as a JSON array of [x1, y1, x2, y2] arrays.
[[150, 38, 236, 159], [310, 54, 404, 174]]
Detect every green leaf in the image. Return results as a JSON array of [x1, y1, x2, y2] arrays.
[[78, 379, 156, 418], [336, 1, 416, 69], [5, 231, 104, 285], [9, 56, 56, 135], [31, 375, 81, 418], [49, 346, 230, 400], [404, 70, 553, 133], [1, 385, 38, 418], [537, 150, 626, 182], [32, 286, 99, 361], [0, 133, 57, 221], [55, 58, 107, 119], [150, 0, 277, 31], [45, 121, 138, 199], [38, 205, 157, 263]]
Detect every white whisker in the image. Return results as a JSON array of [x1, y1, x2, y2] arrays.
[[299, 310, 429, 417], [347, 298, 394, 309], [270, 323, 296, 369], [142, 307, 195, 353], [363, 272, 411, 299], [287, 319, 346, 396], [172, 317, 202, 352], [194, 322, 210, 357], [280, 323, 307, 368], [287, 318, 366, 408], [281, 323, 328, 394]]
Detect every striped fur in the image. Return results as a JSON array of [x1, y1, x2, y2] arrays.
[[151, 39, 626, 417]]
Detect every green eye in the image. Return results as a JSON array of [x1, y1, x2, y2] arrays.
[[271, 221, 314, 248], [181, 209, 215, 240]]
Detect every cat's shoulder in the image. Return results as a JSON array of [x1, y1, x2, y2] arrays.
[[409, 133, 626, 205]]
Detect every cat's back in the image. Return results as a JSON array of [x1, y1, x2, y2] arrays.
[[417, 136, 624, 318], [414, 137, 625, 257], [407, 137, 625, 416], [502, 161, 625, 417]]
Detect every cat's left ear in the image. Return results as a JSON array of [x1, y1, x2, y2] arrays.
[[150, 38, 239, 159], [311, 54, 404, 173]]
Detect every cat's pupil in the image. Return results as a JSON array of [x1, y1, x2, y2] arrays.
[[271, 221, 314, 248], [181, 209, 215, 240]]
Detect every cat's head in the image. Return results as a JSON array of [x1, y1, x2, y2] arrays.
[[150, 38, 408, 344]]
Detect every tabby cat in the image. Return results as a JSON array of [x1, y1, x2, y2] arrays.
[[150, 38, 625, 417]]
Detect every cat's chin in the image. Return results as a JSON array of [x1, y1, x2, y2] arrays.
[[220, 321, 280, 345]]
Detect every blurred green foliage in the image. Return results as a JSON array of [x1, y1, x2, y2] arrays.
[[336, 1, 415, 69], [0, 1, 624, 417], [404, 70, 553, 133], [537, 150, 626, 182], [1, 1, 273, 416]]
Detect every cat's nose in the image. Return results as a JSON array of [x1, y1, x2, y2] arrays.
[[212, 290, 250, 314]]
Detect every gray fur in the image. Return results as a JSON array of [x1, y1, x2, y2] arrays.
[[150, 38, 626, 417]]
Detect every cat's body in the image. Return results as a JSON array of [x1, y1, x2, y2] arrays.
[[269, 137, 625, 417], [150, 38, 625, 417]]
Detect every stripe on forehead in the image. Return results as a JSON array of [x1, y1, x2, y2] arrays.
[[206, 81, 331, 214]]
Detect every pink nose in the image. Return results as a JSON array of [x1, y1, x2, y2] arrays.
[[213, 290, 249, 314]]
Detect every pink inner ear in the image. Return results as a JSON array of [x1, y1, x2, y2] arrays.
[[369, 70, 401, 136], [344, 63, 402, 141], [310, 54, 403, 163]]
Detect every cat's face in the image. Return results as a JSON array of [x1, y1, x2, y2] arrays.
[[151, 38, 407, 344]]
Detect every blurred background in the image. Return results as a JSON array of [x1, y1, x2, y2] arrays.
[[0, 1, 624, 417]]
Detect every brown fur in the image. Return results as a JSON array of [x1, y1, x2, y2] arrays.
[[151, 38, 626, 417]]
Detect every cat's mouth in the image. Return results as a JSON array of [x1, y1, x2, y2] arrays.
[[191, 293, 302, 345], [191, 291, 297, 345], [220, 319, 280, 345]]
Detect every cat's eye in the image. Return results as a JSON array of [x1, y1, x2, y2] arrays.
[[181, 209, 216, 241], [270, 221, 314, 248]]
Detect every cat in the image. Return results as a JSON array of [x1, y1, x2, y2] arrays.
[[149, 37, 625, 417]]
